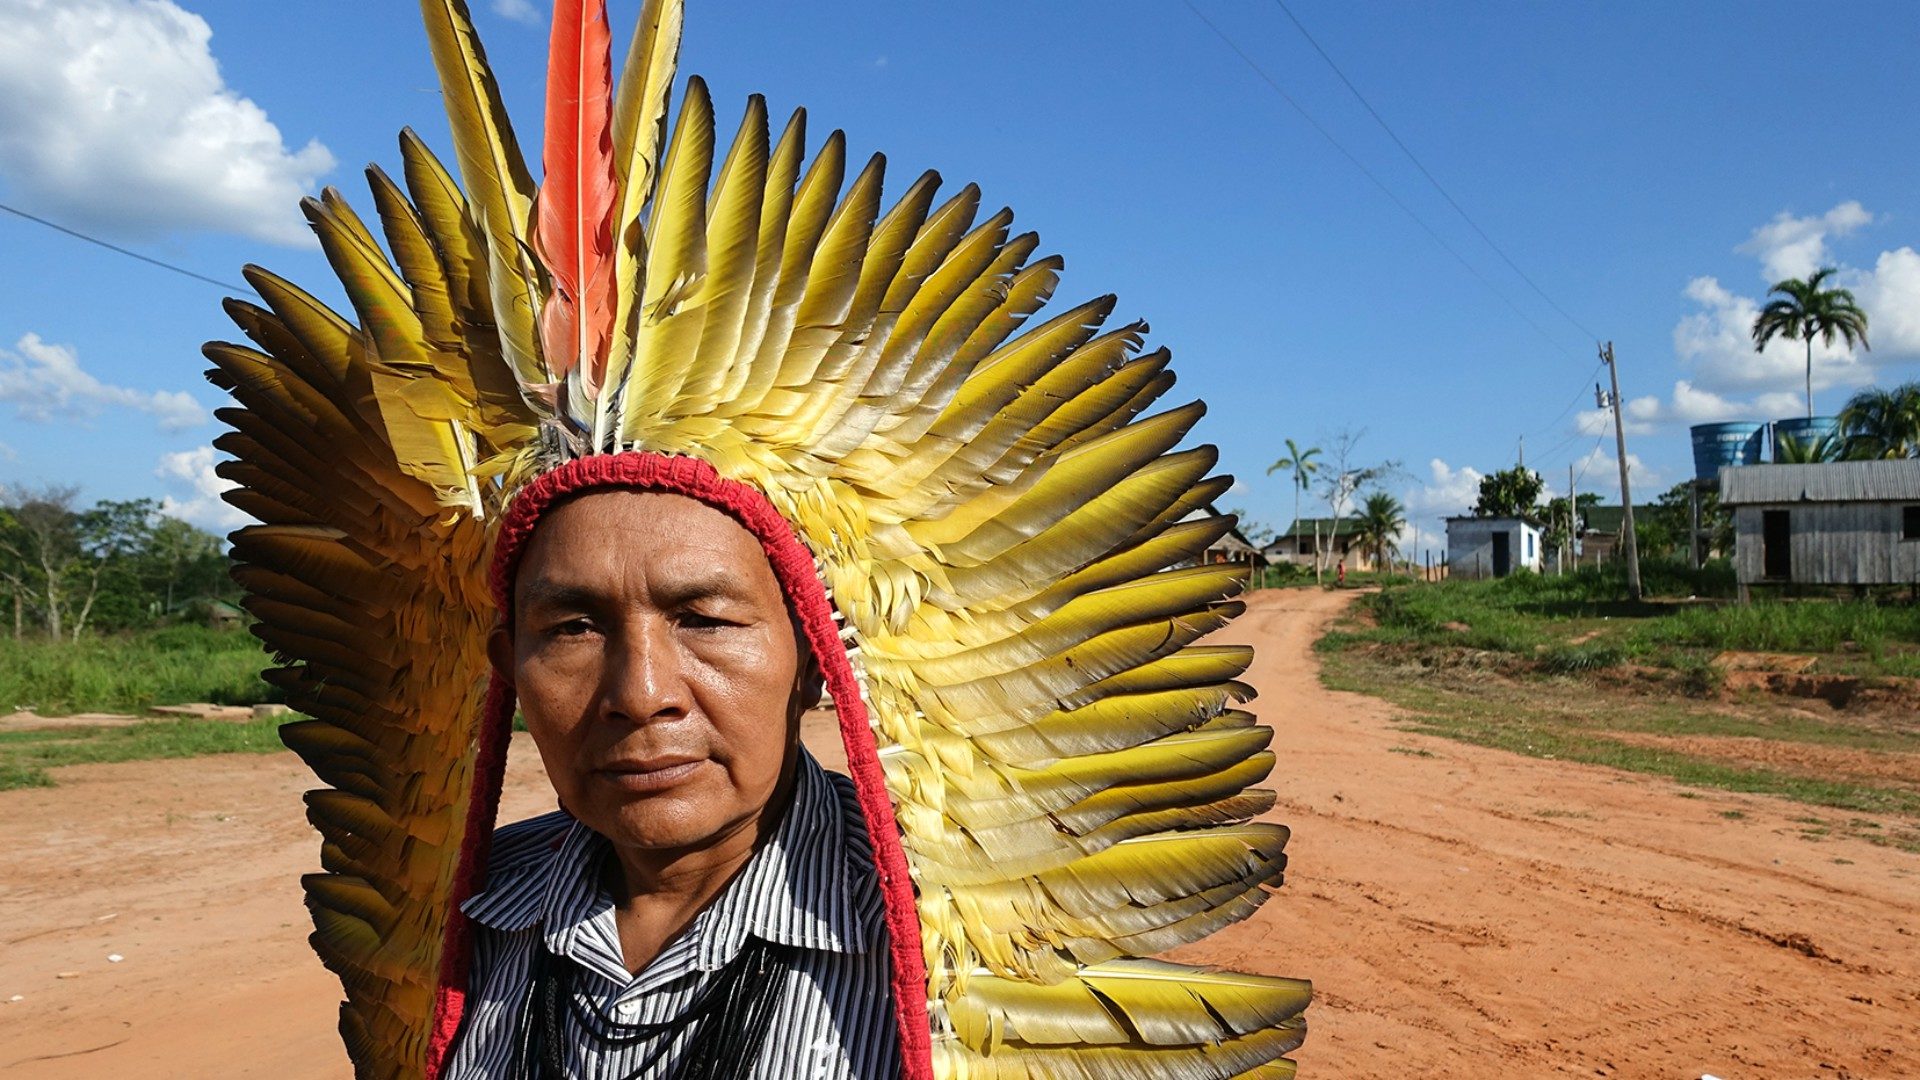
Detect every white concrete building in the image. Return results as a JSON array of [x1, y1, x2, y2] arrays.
[[1445, 516, 1544, 579]]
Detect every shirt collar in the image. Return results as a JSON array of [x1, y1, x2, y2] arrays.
[[459, 747, 881, 968]]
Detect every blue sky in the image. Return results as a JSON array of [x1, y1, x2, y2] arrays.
[[3, 0, 1918, 554]]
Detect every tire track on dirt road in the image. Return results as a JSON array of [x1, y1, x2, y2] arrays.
[[1163, 588, 1918, 1078]]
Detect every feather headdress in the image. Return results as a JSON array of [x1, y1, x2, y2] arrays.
[[206, 1, 1310, 1076]]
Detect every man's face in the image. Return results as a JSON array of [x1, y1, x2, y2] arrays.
[[493, 490, 809, 856]]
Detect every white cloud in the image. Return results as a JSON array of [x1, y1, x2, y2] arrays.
[[1659, 201, 1920, 419], [1570, 445, 1663, 497], [0, 440, 15, 462], [1405, 457, 1484, 525], [1672, 272, 1876, 395], [491, 0, 542, 25], [1848, 246, 1920, 356], [0, 332, 206, 430], [1736, 201, 1871, 283], [1574, 379, 1805, 438], [155, 445, 246, 531], [0, 0, 332, 246]]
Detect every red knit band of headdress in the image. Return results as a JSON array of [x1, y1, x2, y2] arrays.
[[422, 451, 934, 1079]]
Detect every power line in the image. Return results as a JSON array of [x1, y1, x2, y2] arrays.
[[1528, 359, 1605, 440], [0, 200, 254, 295], [1268, 0, 1599, 345], [1181, 0, 1578, 360], [1571, 430, 1610, 488]]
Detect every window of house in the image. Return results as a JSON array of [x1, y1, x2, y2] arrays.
[[1904, 505, 1920, 541]]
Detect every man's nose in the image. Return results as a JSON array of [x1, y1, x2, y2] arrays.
[[602, 616, 691, 722]]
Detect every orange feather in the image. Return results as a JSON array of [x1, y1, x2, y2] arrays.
[[536, 0, 619, 392]]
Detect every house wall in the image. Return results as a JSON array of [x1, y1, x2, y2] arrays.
[[1446, 519, 1544, 579], [1731, 502, 1920, 585], [1262, 536, 1374, 569]]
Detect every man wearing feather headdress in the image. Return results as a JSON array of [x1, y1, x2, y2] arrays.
[[207, 1, 1310, 1077]]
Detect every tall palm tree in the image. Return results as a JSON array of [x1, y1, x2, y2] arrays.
[[1750, 266, 1870, 418], [1266, 438, 1321, 562], [1838, 381, 1920, 459], [1350, 491, 1407, 573]]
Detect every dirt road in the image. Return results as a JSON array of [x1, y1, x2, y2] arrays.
[[2, 589, 1915, 1077]]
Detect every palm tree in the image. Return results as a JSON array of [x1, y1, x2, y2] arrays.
[[1750, 266, 1870, 418], [1266, 438, 1321, 564], [1837, 381, 1920, 459], [1773, 430, 1845, 463], [1350, 491, 1407, 573]]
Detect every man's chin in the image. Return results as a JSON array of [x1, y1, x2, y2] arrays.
[[577, 772, 751, 853]]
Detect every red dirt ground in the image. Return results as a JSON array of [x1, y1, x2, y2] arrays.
[[1, 589, 1915, 1077]]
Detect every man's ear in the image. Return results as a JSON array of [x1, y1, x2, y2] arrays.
[[486, 622, 516, 687]]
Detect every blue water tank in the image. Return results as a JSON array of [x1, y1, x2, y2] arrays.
[[1690, 422, 1764, 481], [1770, 416, 1842, 461]]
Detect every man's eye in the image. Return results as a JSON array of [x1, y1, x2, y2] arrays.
[[680, 611, 735, 630], [549, 617, 595, 637]]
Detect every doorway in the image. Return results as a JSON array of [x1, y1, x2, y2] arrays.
[[1762, 510, 1791, 580], [1492, 531, 1511, 578]]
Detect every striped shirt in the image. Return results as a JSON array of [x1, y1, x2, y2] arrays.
[[444, 748, 900, 1079]]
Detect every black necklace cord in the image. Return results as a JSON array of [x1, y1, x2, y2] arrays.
[[512, 937, 797, 1080]]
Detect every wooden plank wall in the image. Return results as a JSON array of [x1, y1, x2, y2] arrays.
[[1732, 503, 1920, 585]]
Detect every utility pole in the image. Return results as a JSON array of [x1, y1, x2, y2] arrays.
[[1598, 341, 1643, 600], [1566, 462, 1576, 576]]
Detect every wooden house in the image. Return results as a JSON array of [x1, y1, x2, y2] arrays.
[[1717, 460, 1920, 598]]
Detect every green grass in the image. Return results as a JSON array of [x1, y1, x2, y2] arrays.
[[0, 625, 277, 715], [0, 716, 288, 790], [1320, 648, 1920, 829], [1319, 559, 1920, 679]]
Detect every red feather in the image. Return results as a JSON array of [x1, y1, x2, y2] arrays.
[[536, 0, 618, 392]]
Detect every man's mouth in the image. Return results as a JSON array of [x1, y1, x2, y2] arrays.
[[594, 756, 705, 793]]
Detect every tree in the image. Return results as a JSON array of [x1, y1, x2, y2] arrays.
[[1647, 481, 1731, 561], [1838, 381, 1920, 459], [0, 485, 82, 641], [1222, 507, 1275, 549], [68, 499, 161, 640], [1541, 492, 1601, 562], [0, 489, 229, 640], [1350, 492, 1407, 572], [143, 516, 226, 616], [1473, 466, 1544, 518], [1773, 430, 1846, 463], [1313, 429, 1401, 580], [1750, 267, 1870, 418], [1265, 438, 1321, 561]]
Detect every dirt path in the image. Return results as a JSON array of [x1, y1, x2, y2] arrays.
[[2, 589, 1915, 1077]]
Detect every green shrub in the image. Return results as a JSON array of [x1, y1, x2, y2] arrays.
[[0, 626, 277, 714]]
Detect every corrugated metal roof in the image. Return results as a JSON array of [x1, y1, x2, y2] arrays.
[[1718, 460, 1920, 504]]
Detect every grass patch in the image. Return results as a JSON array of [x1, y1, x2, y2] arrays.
[[1534, 808, 1593, 819], [0, 716, 287, 791], [1321, 649, 1920, 823], [1387, 745, 1437, 757], [0, 625, 277, 715], [1319, 558, 1920, 681]]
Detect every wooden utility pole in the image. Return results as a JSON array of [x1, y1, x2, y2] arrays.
[[1566, 462, 1576, 575], [1600, 341, 1643, 600]]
